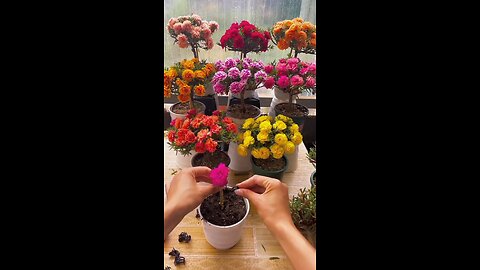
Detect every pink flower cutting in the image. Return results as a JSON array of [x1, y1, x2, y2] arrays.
[[210, 163, 229, 187]]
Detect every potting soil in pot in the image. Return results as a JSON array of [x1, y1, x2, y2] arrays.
[[252, 157, 287, 171], [226, 103, 260, 119], [191, 151, 230, 169], [200, 188, 246, 226], [275, 103, 309, 117], [171, 102, 204, 115]]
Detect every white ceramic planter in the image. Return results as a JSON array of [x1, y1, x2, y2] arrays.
[[175, 150, 196, 168], [268, 88, 297, 117], [284, 145, 299, 172], [198, 196, 250, 250], [227, 141, 252, 172], [169, 101, 206, 122], [226, 91, 259, 111]]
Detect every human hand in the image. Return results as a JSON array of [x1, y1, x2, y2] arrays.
[[166, 166, 222, 219], [234, 175, 293, 229]]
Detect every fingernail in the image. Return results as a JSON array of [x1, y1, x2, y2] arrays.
[[234, 189, 242, 195]]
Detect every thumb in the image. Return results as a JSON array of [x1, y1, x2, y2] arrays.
[[235, 188, 260, 205]]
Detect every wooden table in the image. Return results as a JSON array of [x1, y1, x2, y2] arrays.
[[163, 137, 315, 270]]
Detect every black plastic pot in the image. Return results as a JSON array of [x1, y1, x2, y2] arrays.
[[250, 156, 288, 180]]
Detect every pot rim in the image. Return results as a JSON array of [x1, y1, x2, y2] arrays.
[[226, 103, 261, 119], [198, 188, 250, 229], [251, 155, 288, 173]]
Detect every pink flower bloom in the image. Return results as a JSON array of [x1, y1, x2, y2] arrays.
[[290, 75, 304, 87], [277, 75, 290, 88], [228, 67, 240, 79], [240, 69, 251, 80], [173, 23, 183, 34], [213, 82, 226, 94], [210, 163, 229, 187], [264, 76, 275, 88], [279, 58, 287, 64], [264, 64, 274, 74], [209, 21, 219, 32], [192, 14, 202, 24], [201, 27, 212, 39], [300, 67, 309, 75], [225, 58, 237, 69], [305, 77, 316, 88], [254, 70, 267, 82], [308, 64, 316, 74], [286, 58, 300, 65], [276, 63, 288, 74], [206, 38, 214, 49], [230, 81, 244, 94], [191, 30, 200, 39], [177, 33, 188, 43], [182, 20, 193, 32], [168, 18, 177, 28]]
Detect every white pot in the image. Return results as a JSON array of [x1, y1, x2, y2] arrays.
[[227, 141, 252, 172], [175, 150, 196, 168], [198, 196, 250, 250], [285, 145, 299, 172], [169, 101, 206, 122], [226, 91, 259, 110]]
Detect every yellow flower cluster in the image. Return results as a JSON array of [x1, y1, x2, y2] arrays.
[[163, 58, 216, 104], [272, 17, 316, 52], [237, 114, 303, 159]]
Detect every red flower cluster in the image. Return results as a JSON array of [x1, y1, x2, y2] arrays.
[[167, 111, 238, 156], [219, 21, 271, 55]]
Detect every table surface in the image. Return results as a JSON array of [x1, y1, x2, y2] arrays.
[[163, 137, 315, 270]]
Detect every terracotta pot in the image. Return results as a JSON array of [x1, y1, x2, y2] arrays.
[[168, 101, 206, 121], [191, 151, 231, 169], [198, 191, 250, 250], [250, 156, 288, 180]]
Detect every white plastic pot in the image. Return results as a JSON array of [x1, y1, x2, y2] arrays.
[[175, 150, 197, 168], [198, 196, 250, 250], [169, 101, 206, 122], [268, 88, 297, 117], [227, 141, 252, 173], [285, 145, 299, 173]]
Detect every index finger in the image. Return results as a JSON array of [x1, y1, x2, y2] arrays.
[[188, 166, 212, 183], [237, 175, 276, 190]]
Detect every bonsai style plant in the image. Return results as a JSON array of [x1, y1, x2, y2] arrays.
[[198, 163, 250, 249], [167, 110, 237, 168], [265, 57, 316, 129], [166, 14, 220, 115], [271, 17, 316, 58], [307, 142, 316, 186], [290, 185, 316, 248], [212, 57, 268, 123], [164, 58, 216, 118], [166, 14, 219, 59], [219, 20, 272, 59], [236, 114, 303, 179]]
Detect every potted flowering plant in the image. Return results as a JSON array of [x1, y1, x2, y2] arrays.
[[164, 58, 216, 119], [166, 14, 219, 59], [212, 57, 268, 125], [271, 17, 316, 58], [198, 163, 250, 250], [167, 110, 237, 168], [166, 14, 220, 115], [237, 114, 303, 179], [219, 20, 272, 59], [264, 57, 316, 130], [290, 185, 316, 247]]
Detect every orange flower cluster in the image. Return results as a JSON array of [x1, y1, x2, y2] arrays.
[[272, 18, 316, 53], [164, 58, 216, 105]]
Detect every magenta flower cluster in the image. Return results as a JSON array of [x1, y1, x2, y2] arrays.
[[210, 163, 229, 187], [212, 58, 267, 95], [264, 57, 316, 95]]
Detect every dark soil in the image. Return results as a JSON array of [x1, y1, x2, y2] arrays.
[[226, 103, 260, 119], [191, 151, 230, 169], [275, 103, 309, 117], [200, 188, 247, 226], [171, 101, 204, 115], [253, 156, 286, 171]]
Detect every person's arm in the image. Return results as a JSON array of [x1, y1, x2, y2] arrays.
[[164, 166, 221, 241], [235, 175, 316, 270]]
